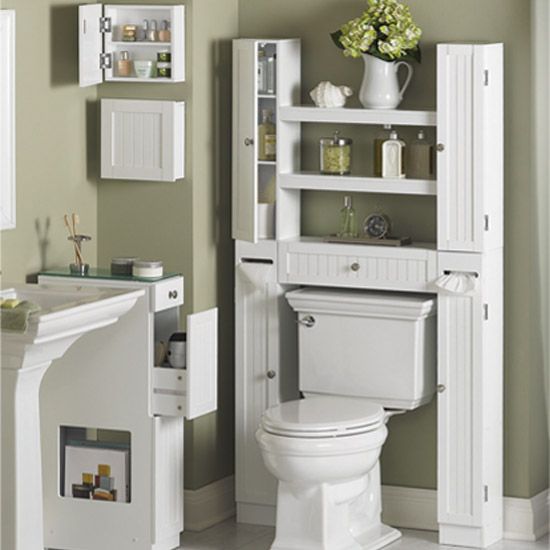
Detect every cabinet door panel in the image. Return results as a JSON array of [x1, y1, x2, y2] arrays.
[[232, 41, 258, 242], [79, 4, 103, 87]]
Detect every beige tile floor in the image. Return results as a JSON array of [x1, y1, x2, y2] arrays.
[[179, 519, 550, 550]]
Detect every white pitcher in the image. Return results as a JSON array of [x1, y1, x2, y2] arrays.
[[359, 54, 413, 109]]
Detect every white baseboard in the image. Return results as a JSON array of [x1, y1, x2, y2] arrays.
[[382, 485, 549, 542], [184, 475, 236, 532]]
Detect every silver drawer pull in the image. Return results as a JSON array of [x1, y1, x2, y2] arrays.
[[350, 262, 361, 272], [437, 384, 446, 393], [266, 370, 276, 379], [298, 315, 316, 328], [436, 143, 445, 152], [244, 137, 254, 146], [168, 290, 178, 299]]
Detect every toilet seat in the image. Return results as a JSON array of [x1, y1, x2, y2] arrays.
[[261, 396, 385, 438]]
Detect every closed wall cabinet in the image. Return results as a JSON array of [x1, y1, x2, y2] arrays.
[[79, 3, 185, 86], [101, 99, 185, 182], [437, 44, 503, 252], [235, 240, 298, 524]]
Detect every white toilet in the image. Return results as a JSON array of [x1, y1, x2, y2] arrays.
[[256, 288, 437, 550]]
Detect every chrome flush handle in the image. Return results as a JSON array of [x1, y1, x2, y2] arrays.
[[297, 315, 316, 328]]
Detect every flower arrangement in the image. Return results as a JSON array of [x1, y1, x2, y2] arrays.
[[331, 0, 422, 62]]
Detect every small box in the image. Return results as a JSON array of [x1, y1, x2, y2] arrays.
[[82, 473, 94, 486], [98, 464, 111, 477]]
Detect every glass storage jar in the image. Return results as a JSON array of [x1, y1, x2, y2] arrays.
[[320, 132, 352, 175]]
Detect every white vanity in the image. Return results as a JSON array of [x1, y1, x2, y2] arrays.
[[233, 39, 503, 548], [37, 270, 217, 550]]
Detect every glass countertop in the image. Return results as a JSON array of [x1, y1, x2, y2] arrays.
[[39, 267, 181, 283]]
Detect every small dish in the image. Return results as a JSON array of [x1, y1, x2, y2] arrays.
[[134, 60, 156, 78]]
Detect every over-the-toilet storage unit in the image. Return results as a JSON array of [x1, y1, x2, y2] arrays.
[[233, 39, 503, 548]]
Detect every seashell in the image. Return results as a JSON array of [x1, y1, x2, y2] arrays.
[[309, 81, 353, 108]]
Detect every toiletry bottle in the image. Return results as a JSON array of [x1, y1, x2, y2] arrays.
[[141, 19, 149, 41], [117, 51, 133, 77], [382, 130, 406, 179], [266, 54, 276, 94], [257, 47, 268, 93], [159, 20, 171, 42], [338, 196, 358, 238], [408, 129, 434, 179], [373, 124, 392, 177], [148, 19, 158, 42], [258, 109, 276, 161]]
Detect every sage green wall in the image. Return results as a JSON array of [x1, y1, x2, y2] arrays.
[[239, 0, 549, 498], [0, 0, 98, 284], [96, 0, 238, 490]]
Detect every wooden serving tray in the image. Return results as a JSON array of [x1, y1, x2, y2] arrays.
[[324, 235, 412, 247]]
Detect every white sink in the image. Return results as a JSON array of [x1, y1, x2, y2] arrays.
[[1, 283, 144, 550]]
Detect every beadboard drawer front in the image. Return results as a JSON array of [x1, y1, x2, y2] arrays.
[[151, 278, 184, 312], [278, 241, 437, 292]]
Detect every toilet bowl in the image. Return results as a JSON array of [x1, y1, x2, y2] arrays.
[[256, 396, 402, 550]]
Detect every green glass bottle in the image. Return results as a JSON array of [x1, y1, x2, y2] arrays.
[[338, 195, 358, 238]]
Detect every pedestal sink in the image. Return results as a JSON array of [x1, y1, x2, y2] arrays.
[[1, 283, 144, 550]]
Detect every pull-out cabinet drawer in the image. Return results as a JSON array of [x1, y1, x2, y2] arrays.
[[151, 277, 184, 312], [151, 307, 218, 420], [278, 240, 437, 292]]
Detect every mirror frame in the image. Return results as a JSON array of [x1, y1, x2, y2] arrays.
[[0, 10, 15, 231]]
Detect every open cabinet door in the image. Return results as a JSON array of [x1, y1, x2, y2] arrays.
[[232, 40, 258, 242], [186, 308, 218, 420], [79, 4, 103, 87]]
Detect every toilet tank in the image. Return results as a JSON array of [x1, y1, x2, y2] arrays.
[[286, 288, 437, 410]]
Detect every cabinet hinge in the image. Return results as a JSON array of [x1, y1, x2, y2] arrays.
[[484, 214, 490, 231], [99, 53, 112, 70], [483, 304, 489, 321], [484, 485, 489, 502], [99, 16, 112, 33], [484, 70, 489, 86]]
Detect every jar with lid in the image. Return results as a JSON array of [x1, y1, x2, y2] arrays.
[[320, 131, 352, 175]]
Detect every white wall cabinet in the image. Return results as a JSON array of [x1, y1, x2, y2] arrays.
[[232, 39, 504, 548], [231, 39, 301, 243], [234, 240, 298, 524], [79, 3, 185, 86], [38, 272, 217, 550], [101, 98, 185, 182], [437, 44, 503, 253]]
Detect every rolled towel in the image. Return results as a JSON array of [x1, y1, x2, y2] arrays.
[[434, 272, 478, 295], [1, 300, 41, 332]]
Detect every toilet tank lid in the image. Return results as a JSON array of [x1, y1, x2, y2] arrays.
[[286, 288, 436, 319]]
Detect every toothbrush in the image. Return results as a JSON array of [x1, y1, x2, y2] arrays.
[[64, 214, 84, 265]]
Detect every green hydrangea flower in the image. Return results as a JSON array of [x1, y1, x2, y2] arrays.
[[331, 0, 422, 62]]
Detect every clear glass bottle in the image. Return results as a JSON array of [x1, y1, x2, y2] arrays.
[[320, 131, 352, 175], [258, 109, 276, 161], [408, 129, 434, 179], [116, 51, 133, 77], [257, 47, 268, 93], [148, 19, 158, 42], [373, 124, 392, 177], [338, 195, 358, 238], [266, 54, 276, 94], [381, 130, 406, 179]]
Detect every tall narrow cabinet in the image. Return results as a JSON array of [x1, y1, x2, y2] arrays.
[[232, 40, 503, 548]]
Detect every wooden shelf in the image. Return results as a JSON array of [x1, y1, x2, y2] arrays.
[[110, 41, 172, 46], [279, 105, 436, 126], [279, 172, 436, 196]]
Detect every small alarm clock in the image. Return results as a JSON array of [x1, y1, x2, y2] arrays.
[[363, 212, 391, 239]]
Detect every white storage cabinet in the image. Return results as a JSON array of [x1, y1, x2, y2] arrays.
[[101, 98, 185, 182], [234, 240, 298, 524], [232, 39, 504, 549], [38, 272, 217, 550], [79, 3, 185, 86]]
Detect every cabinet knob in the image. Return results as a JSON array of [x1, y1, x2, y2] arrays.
[[350, 262, 361, 272], [436, 143, 445, 152], [266, 370, 277, 379], [437, 384, 446, 393], [244, 137, 254, 146], [168, 290, 178, 299], [297, 315, 316, 328]]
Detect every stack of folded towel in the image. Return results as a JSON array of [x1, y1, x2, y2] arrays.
[[0, 298, 41, 332]]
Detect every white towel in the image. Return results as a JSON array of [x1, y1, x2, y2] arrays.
[[434, 271, 478, 295]]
